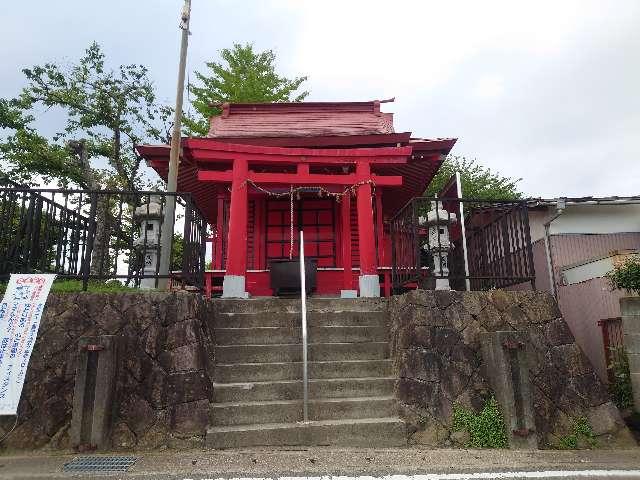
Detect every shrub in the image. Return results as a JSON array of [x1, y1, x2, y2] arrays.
[[606, 256, 640, 296], [557, 416, 597, 449], [608, 347, 634, 410], [452, 396, 508, 448]]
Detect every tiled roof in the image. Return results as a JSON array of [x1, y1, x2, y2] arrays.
[[208, 101, 395, 138]]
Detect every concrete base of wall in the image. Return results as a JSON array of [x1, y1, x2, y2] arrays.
[[480, 331, 537, 449], [621, 296, 640, 411], [359, 275, 380, 297], [222, 275, 249, 298]]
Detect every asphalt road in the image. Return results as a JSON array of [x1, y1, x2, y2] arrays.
[[0, 447, 638, 480]]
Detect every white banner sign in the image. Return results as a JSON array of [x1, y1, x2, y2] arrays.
[[0, 274, 55, 415]]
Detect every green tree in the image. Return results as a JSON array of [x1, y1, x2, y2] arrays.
[[184, 43, 309, 136], [426, 155, 522, 200], [0, 43, 171, 276], [0, 42, 170, 190]]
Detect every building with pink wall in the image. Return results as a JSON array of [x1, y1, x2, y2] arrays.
[[525, 198, 640, 381]]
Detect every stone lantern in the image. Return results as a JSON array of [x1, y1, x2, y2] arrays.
[[134, 194, 164, 289], [422, 200, 457, 290]]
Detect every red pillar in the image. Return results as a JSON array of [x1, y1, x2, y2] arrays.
[[375, 190, 385, 267], [214, 194, 225, 270], [356, 161, 380, 296], [341, 195, 353, 291], [223, 157, 249, 297]]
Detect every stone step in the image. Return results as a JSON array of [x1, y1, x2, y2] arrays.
[[213, 377, 395, 403], [215, 342, 389, 363], [206, 417, 406, 449], [214, 359, 393, 382], [214, 297, 387, 314], [210, 396, 397, 427], [214, 326, 388, 345], [212, 311, 388, 329]]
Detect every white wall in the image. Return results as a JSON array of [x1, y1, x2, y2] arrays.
[[550, 204, 640, 235]]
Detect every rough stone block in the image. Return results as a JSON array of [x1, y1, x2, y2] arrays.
[[410, 306, 444, 327], [574, 372, 610, 407], [502, 304, 530, 328], [171, 399, 209, 435], [586, 402, 624, 436], [167, 371, 212, 404], [544, 317, 575, 345], [141, 363, 169, 409], [159, 344, 204, 373], [411, 326, 431, 348], [461, 292, 483, 316], [119, 394, 155, 436], [43, 397, 70, 437], [141, 321, 164, 359], [434, 290, 458, 309], [112, 422, 136, 449], [444, 304, 472, 331], [520, 292, 560, 323], [477, 302, 508, 331], [412, 421, 448, 446], [488, 290, 518, 312], [400, 349, 441, 382], [397, 378, 438, 408], [405, 289, 435, 307], [551, 344, 593, 377]]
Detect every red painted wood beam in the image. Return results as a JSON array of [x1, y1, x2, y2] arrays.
[[184, 138, 412, 158], [225, 158, 248, 276], [197, 170, 403, 186], [191, 150, 408, 165], [214, 194, 225, 270], [197, 170, 233, 182], [209, 132, 413, 148], [375, 191, 385, 267]]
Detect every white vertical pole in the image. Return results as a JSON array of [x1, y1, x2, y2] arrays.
[[158, 0, 192, 289], [299, 230, 309, 422], [456, 171, 471, 291]]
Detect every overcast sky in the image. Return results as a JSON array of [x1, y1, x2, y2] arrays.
[[1, 0, 639, 198]]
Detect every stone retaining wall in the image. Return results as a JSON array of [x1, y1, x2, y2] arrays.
[[390, 289, 636, 448], [0, 292, 215, 451], [2, 289, 635, 451]]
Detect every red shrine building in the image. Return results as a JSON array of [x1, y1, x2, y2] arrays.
[[138, 100, 456, 298]]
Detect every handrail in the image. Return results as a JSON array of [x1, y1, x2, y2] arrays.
[[299, 230, 309, 422]]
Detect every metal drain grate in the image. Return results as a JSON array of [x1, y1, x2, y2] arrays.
[[62, 456, 137, 473]]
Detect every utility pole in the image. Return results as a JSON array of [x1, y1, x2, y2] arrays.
[[158, 0, 192, 289]]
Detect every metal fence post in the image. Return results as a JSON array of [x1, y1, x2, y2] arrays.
[[81, 193, 98, 291], [521, 203, 536, 290], [181, 196, 193, 289]]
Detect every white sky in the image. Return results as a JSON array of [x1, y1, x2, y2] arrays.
[[1, 0, 639, 198]]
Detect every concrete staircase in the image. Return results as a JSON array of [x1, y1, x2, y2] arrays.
[[206, 298, 406, 448]]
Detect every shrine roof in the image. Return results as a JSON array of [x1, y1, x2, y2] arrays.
[[208, 100, 395, 138], [137, 99, 457, 222]]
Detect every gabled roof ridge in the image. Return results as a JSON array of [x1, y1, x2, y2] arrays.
[[212, 98, 395, 116]]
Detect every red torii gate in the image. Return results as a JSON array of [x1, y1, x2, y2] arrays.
[[180, 139, 410, 297]]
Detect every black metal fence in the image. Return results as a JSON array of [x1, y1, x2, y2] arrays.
[[390, 197, 536, 292], [0, 180, 207, 290]]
